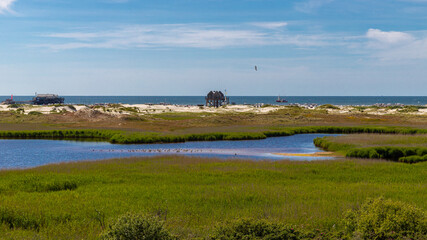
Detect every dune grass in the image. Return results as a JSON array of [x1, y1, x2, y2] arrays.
[[0, 156, 427, 239]]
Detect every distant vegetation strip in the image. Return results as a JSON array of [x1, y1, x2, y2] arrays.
[[314, 137, 427, 163], [0, 130, 120, 141], [0, 126, 427, 145]]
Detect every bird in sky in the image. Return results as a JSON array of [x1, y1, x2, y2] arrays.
[[254, 66, 258, 71]]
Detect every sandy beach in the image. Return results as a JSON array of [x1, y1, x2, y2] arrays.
[[1, 103, 426, 116]]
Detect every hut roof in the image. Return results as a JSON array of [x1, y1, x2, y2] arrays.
[[206, 91, 225, 100]]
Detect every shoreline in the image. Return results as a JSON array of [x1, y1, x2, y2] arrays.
[[273, 152, 339, 157]]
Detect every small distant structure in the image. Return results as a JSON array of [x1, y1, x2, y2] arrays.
[[1, 94, 64, 105], [32, 94, 64, 105], [205, 90, 229, 107]]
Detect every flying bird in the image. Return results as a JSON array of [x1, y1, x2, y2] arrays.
[[254, 66, 258, 71]]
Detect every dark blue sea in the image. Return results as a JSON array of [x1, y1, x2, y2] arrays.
[[1, 96, 426, 106]]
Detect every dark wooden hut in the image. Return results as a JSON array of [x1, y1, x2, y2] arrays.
[[32, 94, 64, 105], [205, 91, 228, 107]]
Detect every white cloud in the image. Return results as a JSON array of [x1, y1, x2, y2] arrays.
[[364, 29, 427, 61], [366, 29, 414, 45], [295, 0, 334, 13], [251, 22, 288, 29], [0, 0, 16, 13], [37, 23, 334, 50]]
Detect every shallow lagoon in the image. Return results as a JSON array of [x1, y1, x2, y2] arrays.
[[0, 134, 339, 168]]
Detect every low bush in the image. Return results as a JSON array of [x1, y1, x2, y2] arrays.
[[319, 104, 340, 109], [346, 147, 427, 161], [315, 136, 427, 163], [210, 218, 302, 240], [343, 197, 427, 240], [108, 104, 123, 108], [119, 107, 139, 113], [100, 213, 176, 240], [7, 104, 22, 109], [398, 155, 427, 164], [28, 111, 43, 115]]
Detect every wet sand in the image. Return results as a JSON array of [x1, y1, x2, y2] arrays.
[[273, 152, 339, 157]]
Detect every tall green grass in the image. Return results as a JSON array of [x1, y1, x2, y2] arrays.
[[0, 156, 427, 239], [0, 126, 426, 144]]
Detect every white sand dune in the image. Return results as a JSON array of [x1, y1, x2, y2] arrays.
[[0, 103, 426, 116]]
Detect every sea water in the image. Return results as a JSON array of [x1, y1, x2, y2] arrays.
[[1, 96, 427, 106]]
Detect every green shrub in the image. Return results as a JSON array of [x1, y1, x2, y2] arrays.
[[108, 104, 123, 108], [210, 218, 302, 240], [319, 104, 340, 110], [346, 147, 427, 162], [119, 107, 140, 113], [7, 104, 22, 109], [261, 104, 274, 108], [28, 111, 43, 115], [100, 213, 176, 240], [399, 155, 427, 164], [343, 197, 427, 240]]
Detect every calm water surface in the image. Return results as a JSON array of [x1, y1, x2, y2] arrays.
[[0, 134, 339, 169]]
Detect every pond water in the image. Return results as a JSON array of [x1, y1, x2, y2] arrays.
[[0, 134, 339, 169]]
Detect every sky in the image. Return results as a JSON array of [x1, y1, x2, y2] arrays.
[[1, 0, 427, 96]]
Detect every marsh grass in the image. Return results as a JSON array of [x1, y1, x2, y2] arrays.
[[0, 126, 426, 145], [315, 134, 427, 163], [0, 156, 427, 239]]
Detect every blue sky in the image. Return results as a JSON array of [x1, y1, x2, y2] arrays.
[[1, 0, 427, 96]]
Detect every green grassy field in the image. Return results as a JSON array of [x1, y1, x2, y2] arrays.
[[0, 156, 427, 239]]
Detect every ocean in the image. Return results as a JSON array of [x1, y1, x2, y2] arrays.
[[1, 96, 427, 106]]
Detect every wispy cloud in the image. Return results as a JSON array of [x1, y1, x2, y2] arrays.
[[34, 23, 427, 62], [295, 0, 334, 13], [37, 23, 335, 50], [0, 0, 16, 14], [251, 22, 288, 29]]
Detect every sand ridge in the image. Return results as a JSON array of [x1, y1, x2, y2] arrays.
[[0, 103, 426, 116]]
